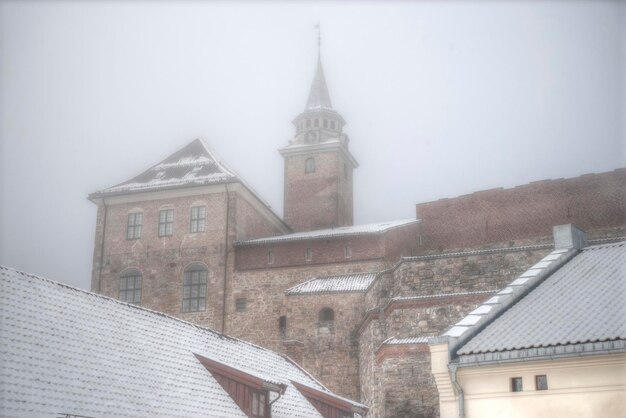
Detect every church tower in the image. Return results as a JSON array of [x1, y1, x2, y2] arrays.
[[280, 55, 358, 232]]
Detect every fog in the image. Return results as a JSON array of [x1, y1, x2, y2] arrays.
[[1, 1, 624, 289]]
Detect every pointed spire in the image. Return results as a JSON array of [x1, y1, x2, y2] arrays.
[[306, 55, 333, 111]]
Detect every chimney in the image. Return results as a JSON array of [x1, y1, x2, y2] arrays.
[[553, 224, 588, 250]]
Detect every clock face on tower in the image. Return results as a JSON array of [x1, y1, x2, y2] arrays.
[[305, 131, 317, 143]]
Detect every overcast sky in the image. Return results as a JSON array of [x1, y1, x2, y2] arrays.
[[1, 1, 624, 289]]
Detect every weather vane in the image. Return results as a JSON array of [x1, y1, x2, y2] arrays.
[[315, 23, 321, 57]]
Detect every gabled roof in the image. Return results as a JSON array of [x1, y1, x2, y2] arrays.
[[287, 272, 377, 295], [306, 56, 333, 111], [236, 219, 418, 246], [0, 265, 366, 418], [449, 240, 626, 364], [90, 138, 238, 197]]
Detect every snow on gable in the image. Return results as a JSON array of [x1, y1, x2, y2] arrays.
[[91, 138, 238, 196]]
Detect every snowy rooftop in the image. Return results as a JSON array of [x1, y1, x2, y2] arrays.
[[384, 337, 430, 345], [287, 272, 378, 295], [236, 219, 418, 246], [90, 138, 238, 196], [456, 241, 626, 358], [0, 265, 365, 418]]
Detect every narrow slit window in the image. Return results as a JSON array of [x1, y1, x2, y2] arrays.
[[267, 250, 274, 265], [235, 298, 247, 312], [345, 245, 352, 258], [306, 248, 312, 262], [279, 315, 287, 337], [159, 209, 174, 237]]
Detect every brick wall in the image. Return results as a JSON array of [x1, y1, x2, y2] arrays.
[[416, 168, 626, 251], [235, 223, 417, 271], [283, 150, 353, 231]]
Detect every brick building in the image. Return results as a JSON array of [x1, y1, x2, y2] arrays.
[[89, 56, 626, 417]]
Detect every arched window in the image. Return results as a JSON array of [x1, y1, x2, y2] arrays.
[[319, 308, 334, 322], [120, 269, 142, 305], [305, 158, 315, 173], [183, 264, 207, 313]]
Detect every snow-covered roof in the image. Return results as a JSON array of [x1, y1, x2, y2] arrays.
[[287, 272, 378, 295], [384, 337, 430, 345], [90, 138, 238, 196], [0, 265, 366, 418], [456, 241, 626, 358], [236, 219, 418, 246]]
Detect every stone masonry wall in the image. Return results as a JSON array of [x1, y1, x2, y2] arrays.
[[226, 260, 384, 399], [416, 168, 626, 251], [358, 245, 552, 417]]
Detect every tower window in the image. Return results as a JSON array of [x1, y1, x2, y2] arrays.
[[267, 250, 274, 265], [127, 212, 142, 239], [279, 315, 287, 337], [535, 375, 548, 391], [159, 209, 174, 237], [190, 206, 206, 233], [305, 158, 315, 173], [345, 245, 352, 258], [511, 377, 523, 392], [306, 119, 311, 128], [331, 120, 336, 129], [120, 269, 142, 305], [183, 264, 207, 312], [323, 119, 328, 128], [306, 248, 312, 262], [314, 119, 319, 128]]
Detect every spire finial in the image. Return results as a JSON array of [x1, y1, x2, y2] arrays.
[[315, 23, 321, 59]]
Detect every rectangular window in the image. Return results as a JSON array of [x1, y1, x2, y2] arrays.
[[236, 298, 247, 312], [279, 315, 287, 337], [511, 377, 523, 392], [182, 268, 207, 312], [120, 274, 141, 304], [535, 375, 548, 391], [345, 245, 352, 258], [159, 209, 173, 236], [190, 206, 206, 233], [251, 390, 267, 417], [127, 213, 142, 239], [267, 250, 274, 265], [306, 248, 312, 262]]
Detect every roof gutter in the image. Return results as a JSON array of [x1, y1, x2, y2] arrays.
[[449, 363, 465, 418], [221, 184, 230, 334], [97, 199, 108, 293]]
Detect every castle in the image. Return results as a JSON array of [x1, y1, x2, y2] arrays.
[[89, 55, 626, 417]]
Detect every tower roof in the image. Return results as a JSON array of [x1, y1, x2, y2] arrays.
[[305, 56, 333, 111]]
